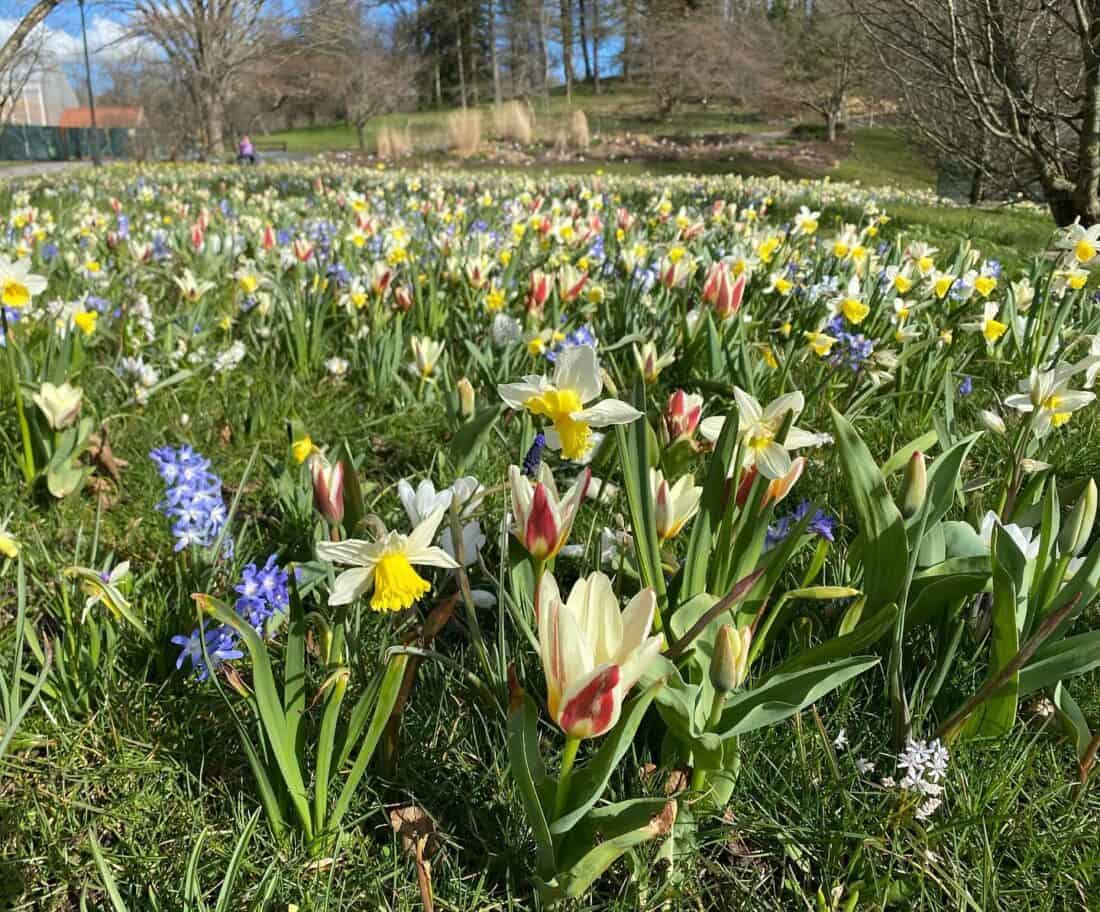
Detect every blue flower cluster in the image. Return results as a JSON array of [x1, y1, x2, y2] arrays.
[[173, 554, 292, 679], [150, 445, 230, 553], [766, 500, 837, 550], [546, 324, 598, 363], [825, 315, 874, 372], [234, 555, 290, 632]]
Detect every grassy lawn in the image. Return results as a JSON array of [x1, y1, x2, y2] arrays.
[[0, 156, 1094, 912]]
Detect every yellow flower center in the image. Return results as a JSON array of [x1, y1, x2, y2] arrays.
[[1076, 238, 1096, 263], [2, 279, 30, 308], [0, 532, 18, 559], [974, 276, 997, 297], [239, 274, 258, 294], [74, 310, 97, 336], [841, 297, 869, 324], [934, 277, 953, 300], [749, 430, 774, 452], [525, 388, 591, 459], [894, 275, 912, 294], [801, 219, 818, 234], [918, 256, 934, 274], [1042, 394, 1063, 412], [292, 436, 314, 464], [372, 551, 431, 612], [983, 319, 1007, 342]]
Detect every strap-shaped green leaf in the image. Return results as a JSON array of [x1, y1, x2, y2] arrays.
[[831, 407, 908, 608], [1019, 632, 1100, 696], [506, 689, 556, 879]]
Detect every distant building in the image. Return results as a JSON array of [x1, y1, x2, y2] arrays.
[[59, 106, 146, 129], [3, 64, 80, 126]]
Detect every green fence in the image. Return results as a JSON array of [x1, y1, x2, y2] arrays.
[[0, 125, 141, 161]]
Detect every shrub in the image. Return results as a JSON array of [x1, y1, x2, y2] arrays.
[[448, 109, 482, 157]]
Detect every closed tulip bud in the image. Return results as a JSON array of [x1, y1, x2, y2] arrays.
[[665, 389, 703, 442], [900, 451, 927, 518], [979, 409, 1006, 435], [1060, 478, 1097, 556], [310, 454, 345, 526], [710, 624, 751, 693], [457, 376, 476, 418]]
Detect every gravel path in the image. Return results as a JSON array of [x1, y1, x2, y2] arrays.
[[0, 161, 88, 179]]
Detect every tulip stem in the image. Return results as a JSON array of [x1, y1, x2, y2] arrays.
[[691, 690, 727, 794], [553, 736, 581, 821]]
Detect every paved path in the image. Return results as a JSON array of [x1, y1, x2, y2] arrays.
[[1, 161, 87, 179]]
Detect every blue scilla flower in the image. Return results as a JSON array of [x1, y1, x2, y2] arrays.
[[151, 445, 231, 553], [171, 623, 243, 681], [117, 214, 130, 238], [546, 324, 598, 363], [41, 242, 59, 262], [765, 500, 836, 550], [277, 228, 292, 246], [234, 555, 290, 632], [986, 260, 1002, 278], [326, 261, 351, 288], [958, 375, 973, 397]]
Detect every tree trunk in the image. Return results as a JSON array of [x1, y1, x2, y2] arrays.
[[826, 110, 837, 143], [204, 91, 226, 157], [578, 0, 592, 83], [592, 0, 601, 94], [457, 25, 468, 109], [560, 0, 574, 97], [489, 0, 502, 107], [0, 0, 61, 77], [356, 121, 366, 152]]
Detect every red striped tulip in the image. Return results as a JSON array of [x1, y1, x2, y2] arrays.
[[702, 263, 745, 321], [536, 571, 663, 739], [509, 464, 590, 561], [665, 390, 704, 442], [310, 454, 345, 526]]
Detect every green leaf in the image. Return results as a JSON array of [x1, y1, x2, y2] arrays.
[[614, 379, 666, 611], [553, 798, 677, 899], [717, 656, 879, 738], [449, 404, 504, 472], [338, 441, 365, 535], [831, 408, 908, 608], [327, 652, 408, 833], [551, 680, 662, 835], [962, 525, 1026, 738], [200, 595, 313, 839], [1052, 683, 1092, 761], [506, 689, 556, 879], [1019, 632, 1100, 696], [763, 605, 895, 679], [906, 557, 990, 630], [881, 430, 938, 477], [88, 830, 131, 912]]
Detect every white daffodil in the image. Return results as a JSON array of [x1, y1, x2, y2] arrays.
[[1058, 220, 1100, 265], [317, 507, 459, 610], [1003, 364, 1096, 436], [961, 301, 1008, 344], [831, 275, 869, 324], [0, 253, 47, 309], [793, 206, 820, 236], [498, 345, 641, 461], [699, 388, 828, 480]]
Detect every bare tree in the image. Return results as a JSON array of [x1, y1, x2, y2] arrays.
[[851, 0, 1100, 225], [114, 0, 278, 155], [640, 5, 784, 116], [0, 17, 48, 133], [0, 0, 61, 77], [784, 1, 871, 141]]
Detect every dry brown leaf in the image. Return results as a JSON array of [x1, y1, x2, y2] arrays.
[[389, 804, 437, 912]]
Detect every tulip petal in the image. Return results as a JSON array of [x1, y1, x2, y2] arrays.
[[617, 588, 657, 661], [558, 664, 622, 739], [567, 571, 622, 665]]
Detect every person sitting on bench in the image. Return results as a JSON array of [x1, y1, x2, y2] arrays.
[[237, 135, 257, 165]]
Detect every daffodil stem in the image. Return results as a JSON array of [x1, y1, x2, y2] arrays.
[[553, 736, 581, 821], [2, 311, 34, 483]]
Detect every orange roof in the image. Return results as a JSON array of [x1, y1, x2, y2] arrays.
[[59, 106, 144, 128]]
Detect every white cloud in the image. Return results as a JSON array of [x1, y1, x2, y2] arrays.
[[0, 15, 155, 67]]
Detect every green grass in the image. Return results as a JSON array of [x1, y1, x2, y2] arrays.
[[0, 163, 1095, 911], [832, 127, 937, 192]]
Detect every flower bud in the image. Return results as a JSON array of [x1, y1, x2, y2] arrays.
[[310, 454, 345, 526], [456, 377, 476, 418], [979, 409, 1006, 435], [1060, 478, 1097, 556], [710, 624, 751, 693], [900, 451, 927, 518], [665, 389, 703, 442]]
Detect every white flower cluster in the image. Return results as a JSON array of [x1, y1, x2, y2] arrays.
[[212, 341, 247, 374], [895, 737, 949, 820]]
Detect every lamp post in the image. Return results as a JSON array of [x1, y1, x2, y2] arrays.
[[77, 0, 100, 166]]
